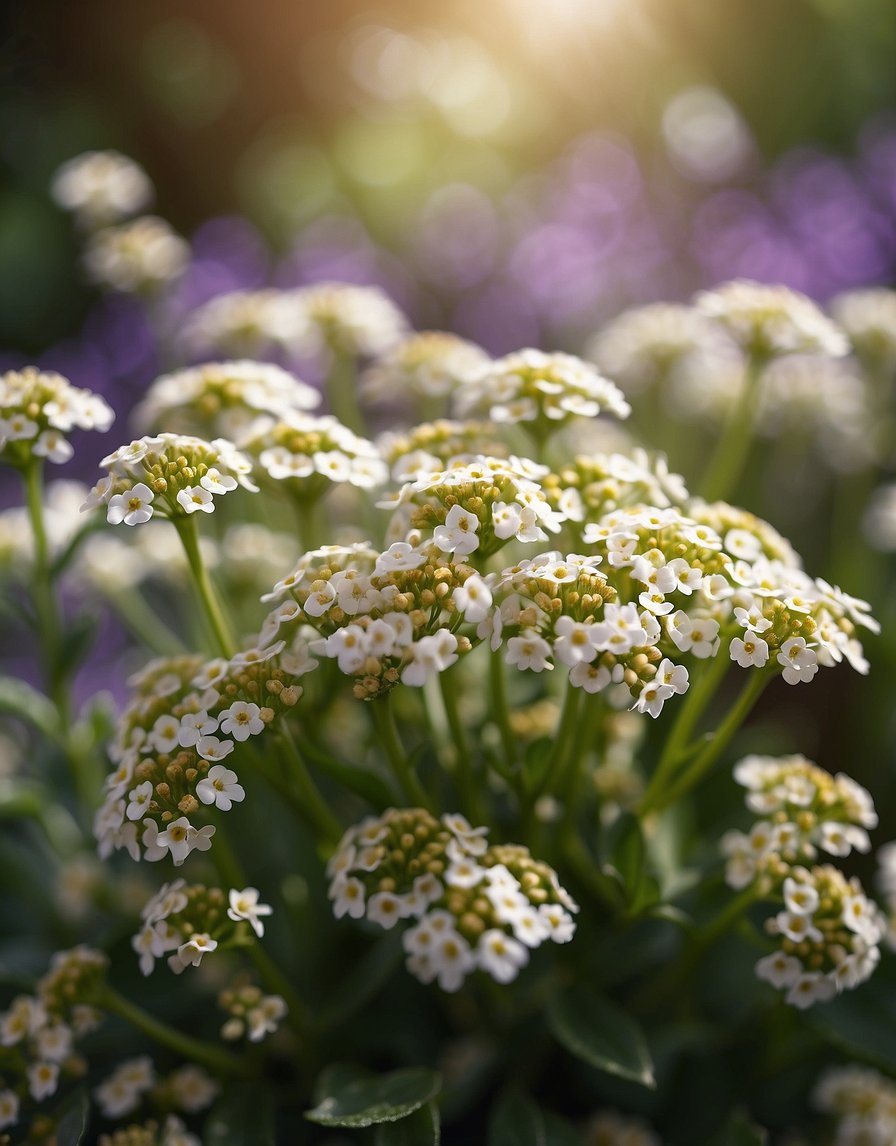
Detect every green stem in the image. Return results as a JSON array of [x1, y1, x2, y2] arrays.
[[105, 588, 186, 656], [489, 647, 517, 773], [639, 652, 731, 815], [700, 355, 765, 503], [649, 671, 771, 814], [537, 680, 581, 798], [277, 724, 343, 845], [99, 986, 248, 1076], [293, 495, 323, 553], [438, 669, 483, 822], [172, 515, 235, 658], [22, 461, 67, 720], [325, 349, 365, 435], [370, 694, 434, 811]]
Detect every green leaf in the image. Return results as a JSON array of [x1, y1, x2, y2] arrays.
[[546, 985, 655, 1088], [522, 738, 553, 792], [205, 1084, 276, 1144], [605, 812, 646, 900], [0, 675, 60, 740], [0, 780, 46, 821], [488, 1090, 581, 1146], [305, 1065, 442, 1128], [375, 1101, 441, 1145], [55, 1090, 89, 1146], [810, 982, 896, 1074]]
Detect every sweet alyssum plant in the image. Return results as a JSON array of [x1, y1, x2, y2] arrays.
[[0, 152, 894, 1145]]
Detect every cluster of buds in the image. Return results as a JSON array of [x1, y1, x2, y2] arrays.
[[218, 978, 288, 1043], [181, 289, 307, 360], [134, 361, 321, 440], [84, 433, 257, 526], [241, 412, 386, 493], [361, 331, 491, 408], [0, 367, 114, 467], [131, 881, 273, 976], [327, 809, 578, 992], [94, 1056, 217, 1120], [83, 216, 190, 295], [0, 947, 107, 1132], [379, 419, 509, 483], [96, 1115, 200, 1146], [720, 754, 884, 1009], [542, 450, 689, 533], [381, 455, 564, 558], [94, 643, 311, 864], [813, 1064, 896, 1145], [259, 541, 483, 697]]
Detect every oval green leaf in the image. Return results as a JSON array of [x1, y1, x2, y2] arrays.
[[375, 1101, 441, 1145], [306, 1065, 442, 1128], [546, 986, 655, 1088]]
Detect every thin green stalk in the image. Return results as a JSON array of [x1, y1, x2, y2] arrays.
[[293, 495, 323, 553], [370, 694, 434, 811], [438, 669, 483, 823], [22, 461, 67, 718], [537, 681, 582, 798], [639, 652, 731, 815], [105, 588, 186, 656], [172, 515, 235, 658], [489, 648, 517, 772], [649, 671, 771, 814], [99, 986, 248, 1076], [277, 723, 343, 845], [700, 355, 765, 503], [325, 349, 365, 434]]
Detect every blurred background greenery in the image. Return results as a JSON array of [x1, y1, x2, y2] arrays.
[[2, 0, 896, 352]]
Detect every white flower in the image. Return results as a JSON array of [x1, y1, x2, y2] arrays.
[[125, 780, 154, 821], [0, 1089, 19, 1130], [331, 876, 366, 919], [167, 1064, 219, 1113], [506, 631, 553, 672], [477, 929, 530, 983], [654, 658, 689, 694], [755, 951, 803, 988], [155, 817, 195, 865], [218, 701, 265, 742], [196, 764, 245, 810], [173, 933, 218, 971], [367, 891, 405, 930], [730, 631, 770, 668], [27, 1060, 59, 1101], [452, 574, 493, 622], [227, 887, 273, 937], [107, 483, 154, 526], [246, 995, 288, 1042], [433, 504, 480, 555], [538, 903, 576, 943], [176, 485, 215, 514], [777, 637, 819, 685], [553, 617, 599, 667], [783, 877, 820, 915], [33, 429, 74, 463], [401, 631, 459, 686], [667, 612, 720, 658], [633, 682, 675, 719], [445, 857, 486, 889], [430, 930, 477, 992], [785, 972, 836, 1009]]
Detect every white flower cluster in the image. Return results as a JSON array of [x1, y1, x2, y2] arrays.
[[242, 411, 386, 491], [327, 809, 578, 992], [51, 150, 153, 228], [291, 281, 409, 359], [720, 754, 884, 1009], [84, 216, 190, 294], [95, 642, 310, 863], [361, 331, 491, 404], [94, 1057, 218, 1120], [542, 449, 690, 525], [695, 279, 849, 359], [381, 455, 564, 558], [132, 880, 272, 977], [97, 1114, 201, 1146], [722, 754, 878, 890], [0, 946, 107, 1131], [259, 541, 483, 697], [831, 286, 896, 372], [814, 1065, 896, 1145], [453, 349, 630, 433], [84, 433, 257, 526], [182, 289, 308, 359], [134, 360, 321, 439], [0, 367, 114, 466]]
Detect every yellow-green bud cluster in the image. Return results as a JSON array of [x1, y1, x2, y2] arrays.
[[379, 419, 509, 482], [83, 215, 189, 295], [381, 456, 564, 559], [218, 978, 287, 1043], [134, 361, 320, 440], [97, 1116, 199, 1146], [290, 281, 409, 358], [0, 367, 113, 468], [543, 451, 689, 527], [132, 882, 232, 977], [95, 646, 305, 864], [260, 542, 481, 698], [328, 809, 578, 992]]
